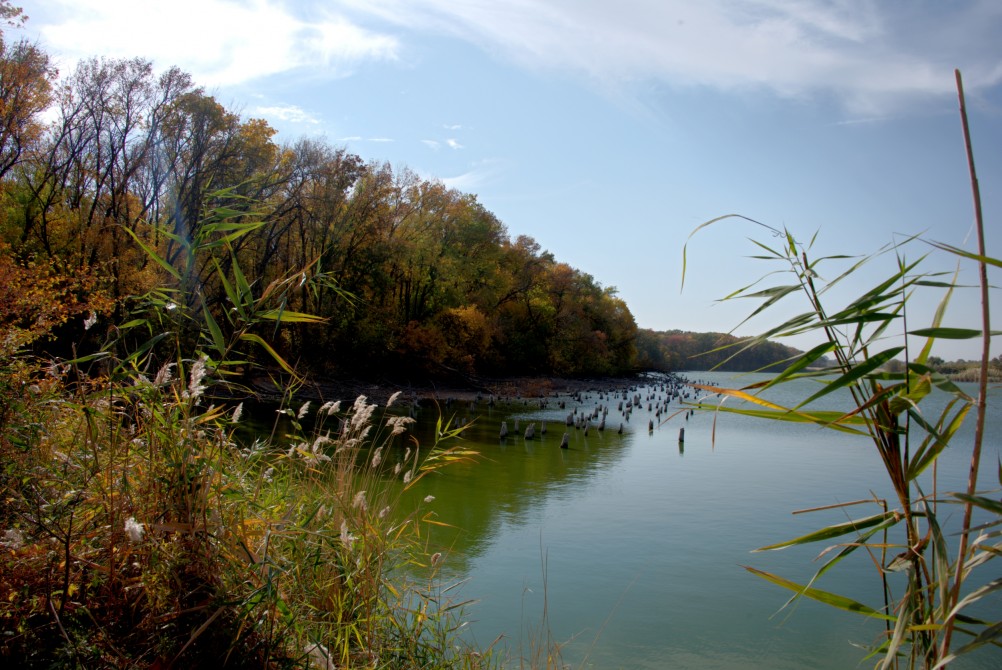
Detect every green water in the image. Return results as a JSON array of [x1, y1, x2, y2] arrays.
[[386, 372, 1000, 669]]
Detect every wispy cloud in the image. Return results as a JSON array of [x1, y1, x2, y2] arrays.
[[422, 139, 441, 150], [253, 104, 320, 125], [34, 0, 399, 87], [23, 1, 1002, 115], [445, 138, 463, 149], [343, 0, 1002, 114], [440, 159, 504, 191], [335, 136, 395, 145]]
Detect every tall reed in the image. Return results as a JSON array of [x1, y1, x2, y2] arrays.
[[681, 71, 1000, 669]]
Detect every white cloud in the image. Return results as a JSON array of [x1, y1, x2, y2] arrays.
[[445, 138, 464, 149], [443, 123, 463, 130], [32, 0, 399, 87], [253, 104, 320, 124], [422, 139, 441, 150], [22, 0, 1001, 115], [341, 0, 1002, 114], [440, 159, 504, 191]]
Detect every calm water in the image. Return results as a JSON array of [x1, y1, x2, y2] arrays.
[[387, 372, 1000, 669]]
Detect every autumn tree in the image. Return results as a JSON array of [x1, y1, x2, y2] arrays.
[[0, 34, 53, 181]]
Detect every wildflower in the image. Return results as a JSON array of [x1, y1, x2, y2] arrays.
[[124, 517, 145, 543], [371, 446, 383, 468], [353, 490, 368, 511], [297, 401, 310, 420], [403, 470, 413, 484], [319, 400, 341, 416], [423, 495, 435, 503], [262, 467, 275, 483], [231, 402, 243, 424], [386, 391, 402, 408], [378, 506, 391, 519], [393, 463, 402, 475], [165, 301, 178, 311], [83, 311, 98, 330], [1, 528, 25, 550]]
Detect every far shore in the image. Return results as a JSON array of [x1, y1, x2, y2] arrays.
[[244, 372, 676, 407], [238, 366, 999, 408]]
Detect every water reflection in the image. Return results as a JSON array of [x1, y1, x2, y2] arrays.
[[398, 385, 665, 574]]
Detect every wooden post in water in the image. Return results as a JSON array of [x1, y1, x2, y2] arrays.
[[678, 427, 685, 443]]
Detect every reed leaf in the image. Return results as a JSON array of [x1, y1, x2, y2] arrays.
[[202, 300, 226, 355], [907, 401, 971, 480], [123, 226, 181, 281], [794, 346, 904, 410], [239, 332, 298, 376], [754, 511, 899, 551], [213, 257, 246, 321], [928, 240, 1002, 270], [908, 327, 982, 339], [257, 309, 327, 323], [743, 566, 894, 620], [952, 493, 1002, 517], [761, 341, 837, 391]]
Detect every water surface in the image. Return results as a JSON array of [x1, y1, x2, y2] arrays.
[[390, 371, 999, 669]]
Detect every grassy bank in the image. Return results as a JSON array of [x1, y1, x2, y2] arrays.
[[0, 349, 500, 668]]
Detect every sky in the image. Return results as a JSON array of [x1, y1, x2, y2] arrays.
[[15, 0, 1002, 360]]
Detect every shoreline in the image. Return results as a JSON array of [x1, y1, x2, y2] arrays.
[[244, 372, 669, 406], [239, 366, 996, 408]]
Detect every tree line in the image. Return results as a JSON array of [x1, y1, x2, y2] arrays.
[[634, 328, 804, 372], [0, 31, 642, 380], [0, 19, 796, 381]]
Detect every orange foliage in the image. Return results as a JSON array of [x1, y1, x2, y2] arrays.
[[0, 243, 115, 354]]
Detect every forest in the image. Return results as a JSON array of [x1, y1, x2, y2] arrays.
[[0, 19, 801, 384]]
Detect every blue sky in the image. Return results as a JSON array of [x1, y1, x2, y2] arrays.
[[17, 0, 1002, 360]]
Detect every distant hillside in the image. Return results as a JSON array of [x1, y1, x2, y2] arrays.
[[634, 328, 801, 372]]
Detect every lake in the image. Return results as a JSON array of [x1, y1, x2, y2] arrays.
[[385, 371, 1000, 669]]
